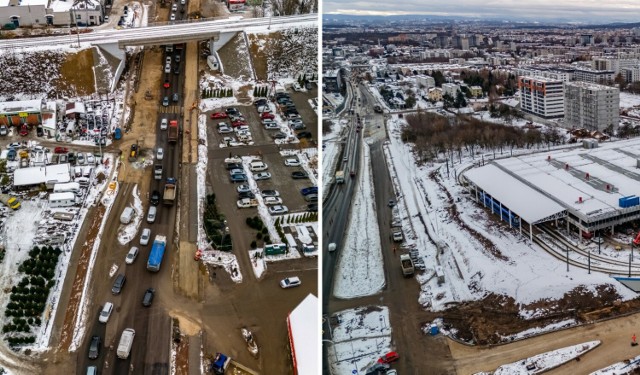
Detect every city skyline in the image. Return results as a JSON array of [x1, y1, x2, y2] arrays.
[[324, 0, 640, 23]]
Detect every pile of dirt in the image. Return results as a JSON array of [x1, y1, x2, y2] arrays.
[[437, 287, 640, 345], [0, 48, 97, 100]]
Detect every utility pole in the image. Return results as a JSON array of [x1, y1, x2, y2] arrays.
[[588, 250, 590, 274], [566, 245, 569, 272]]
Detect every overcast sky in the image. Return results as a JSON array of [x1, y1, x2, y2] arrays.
[[323, 0, 640, 23]]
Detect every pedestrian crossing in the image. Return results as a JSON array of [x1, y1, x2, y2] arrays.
[[159, 105, 182, 114]]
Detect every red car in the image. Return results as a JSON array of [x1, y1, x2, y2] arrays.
[[232, 120, 247, 127], [163, 80, 170, 89], [377, 352, 399, 364], [261, 112, 275, 120], [54, 147, 69, 154], [210, 112, 228, 119]]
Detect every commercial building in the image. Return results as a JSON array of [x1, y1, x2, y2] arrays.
[[287, 294, 318, 375], [564, 81, 619, 131], [517, 76, 565, 119], [0, 0, 106, 27], [573, 67, 615, 84], [324, 69, 342, 93]]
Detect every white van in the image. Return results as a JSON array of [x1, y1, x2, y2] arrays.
[[250, 161, 268, 172], [117, 328, 135, 359], [120, 207, 134, 224]]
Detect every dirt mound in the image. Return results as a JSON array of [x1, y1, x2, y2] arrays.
[[438, 287, 640, 346]]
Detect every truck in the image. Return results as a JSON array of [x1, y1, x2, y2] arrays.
[[147, 235, 167, 272], [128, 143, 138, 162], [236, 198, 258, 208], [210, 352, 231, 374], [400, 254, 414, 276], [0, 194, 20, 210], [116, 328, 135, 359], [154, 164, 163, 180], [163, 178, 177, 205], [168, 120, 179, 143], [335, 170, 345, 184]]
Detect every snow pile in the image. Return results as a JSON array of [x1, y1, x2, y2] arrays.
[[196, 114, 242, 282], [619, 92, 640, 109], [591, 354, 640, 374], [500, 319, 576, 341], [478, 340, 600, 374], [321, 118, 344, 198], [333, 141, 385, 298], [248, 249, 266, 279], [116, 185, 143, 245], [329, 306, 392, 375]]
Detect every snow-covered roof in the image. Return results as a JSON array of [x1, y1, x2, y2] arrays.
[[0, 99, 42, 114], [0, 0, 48, 6], [50, 0, 73, 12], [14, 164, 71, 186], [465, 163, 565, 224], [287, 294, 318, 375], [49, 192, 75, 201]]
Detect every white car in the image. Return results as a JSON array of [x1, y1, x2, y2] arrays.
[[284, 158, 301, 167], [86, 153, 95, 165], [161, 118, 168, 130], [254, 172, 271, 180], [157, 148, 164, 160], [262, 119, 276, 125], [218, 125, 233, 134], [171, 3, 177, 11], [280, 276, 301, 289], [268, 205, 288, 215], [98, 302, 114, 323], [264, 123, 279, 130], [237, 198, 258, 208], [125, 247, 139, 264], [140, 228, 151, 245], [170, 13, 176, 21], [264, 196, 283, 205]]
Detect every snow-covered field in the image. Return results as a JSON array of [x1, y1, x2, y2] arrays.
[[383, 116, 636, 312], [619, 92, 640, 109], [333, 141, 385, 299], [328, 306, 393, 375], [475, 340, 600, 374]]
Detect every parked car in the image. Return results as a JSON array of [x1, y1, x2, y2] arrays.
[[54, 146, 68, 154], [230, 174, 248, 183], [86, 153, 95, 165], [98, 302, 113, 323], [0, 125, 7, 136], [231, 120, 247, 127], [307, 203, 318, 212], [76, 153, 86, 165], [7, 149, 16, 161], [88, 335, 101, 359], [365, 363, 390, 375], [125, 247, 139, 264], [162, 96, 169, 106], [296, 131, 312, 139], [261, 112, 275, 120], [291, 171, 309, 179], [229, 169, 245, 176], [301, 186, 318, 195], [264, 123, 279, 130], [210, 112, 228, 119], [236, 184, 251, 193], [218, 125, 233, 134], [253, 98, 267, 106], [377, 351, 400, 364], [225, 107, 239, 115], [264, 196, 283, 205], [140, 228, 151, 245], [254, 172, 271, 180], [161, 118, 168, 130], [142, 288, 155, 307], [156, 147, 164, 160], [261, 190, 280, 197], [279, 276, 301, 289], [284, 158, 301, 166], [238, 191, 255, 199], [225, 162, 242, 171], [268, 205, 288, 215], [272, 132, 287, 139]]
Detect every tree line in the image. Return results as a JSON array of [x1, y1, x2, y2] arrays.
[[401, 112, 564, 164]]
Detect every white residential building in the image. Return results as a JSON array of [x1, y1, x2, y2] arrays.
[[415, 75, 435, 89], [441, 83, 460, 98], [518, 76, 565, 119], [564, 81, 619, 131], [0, 0, 105, 27]]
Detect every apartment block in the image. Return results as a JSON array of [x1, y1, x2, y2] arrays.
[[442, 83, 460, 98], [564, 81, 619, 131], [517, 76, 565, 119]]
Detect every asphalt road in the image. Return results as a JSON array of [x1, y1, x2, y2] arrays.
[[76, 11, 188, 374]]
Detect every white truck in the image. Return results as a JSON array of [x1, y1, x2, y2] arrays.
[[400, 254, 414, 276], [335, 170, 345, 184], [117, 328, 135, 359], [236, 198, 258, 208]]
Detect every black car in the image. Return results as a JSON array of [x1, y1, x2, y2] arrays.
[[225, 163, 242, 170], [272, 132, 287, 139], [291, 171, 309, 179], [68, 152, 76, 164], [296, 131, 312, 139], [111, 274, 126, 295], [238, 191, 255, 199], [88, 335, 101, 360], [172, 93, 179, 102], [307, 203, 318, 212], [142, 288, 155, 307], [36, 126, 44, 137], [254, 98, 267, 106], [225, 107, 239, 115], [150, 190, 161, 206]]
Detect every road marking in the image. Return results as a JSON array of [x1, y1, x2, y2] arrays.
[[273, 266, 318, 273], [159, 106, 181, 114]]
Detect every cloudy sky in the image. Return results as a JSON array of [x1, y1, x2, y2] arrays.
[[323, 0, 640, 22]]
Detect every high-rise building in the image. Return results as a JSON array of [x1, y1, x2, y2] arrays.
[[517, 77, 565, 119], [564, 81, 619, 131]]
